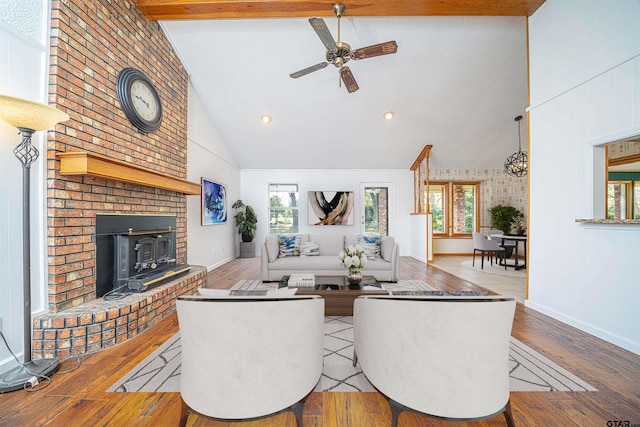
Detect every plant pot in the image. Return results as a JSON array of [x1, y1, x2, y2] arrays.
[[241, 232, 253, 242]]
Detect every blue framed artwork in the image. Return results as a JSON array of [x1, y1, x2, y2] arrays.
[[201, 178, 227, 225]]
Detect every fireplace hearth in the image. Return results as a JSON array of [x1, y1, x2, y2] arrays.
[[96, 214, 190, 297]]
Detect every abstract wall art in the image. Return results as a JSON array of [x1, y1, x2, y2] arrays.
[[308, 191, 354, 225], [201, 178, 227, 225]]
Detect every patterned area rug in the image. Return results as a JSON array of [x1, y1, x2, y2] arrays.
[[108, 280, 596, 393]]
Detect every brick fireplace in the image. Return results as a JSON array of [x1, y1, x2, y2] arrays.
[[31, 0, 206, 359]]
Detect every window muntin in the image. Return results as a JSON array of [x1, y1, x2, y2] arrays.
[[269, 184, 299, 234]]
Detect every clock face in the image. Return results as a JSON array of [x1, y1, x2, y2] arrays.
[[116, 68, 163, 133], [131, 79, 160, 122]]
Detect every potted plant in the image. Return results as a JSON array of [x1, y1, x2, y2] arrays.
[[232, 200, 257, 242], [488, 205, 522, 235], [488, 205, 522, 259]]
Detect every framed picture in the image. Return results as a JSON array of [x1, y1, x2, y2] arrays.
[[308, 191, 354, 225], [201, 178, 227, 225]]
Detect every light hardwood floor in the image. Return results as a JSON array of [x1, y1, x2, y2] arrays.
[[429, 255, 527, 302], [0, 256, 638, 426]]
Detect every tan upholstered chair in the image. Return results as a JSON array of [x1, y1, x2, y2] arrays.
[[176, 295, 324, 426], [353, 295, 516, 426]]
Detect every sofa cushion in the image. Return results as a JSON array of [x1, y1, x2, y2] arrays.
[[300, 241, 320, 256], [265, 235, 280, 262], [309, 234, 345, 256], [270, 255, 342, 270], [358, 235, 382, 259], [279, 234, 301, 257], [381, 236, 395, 262]]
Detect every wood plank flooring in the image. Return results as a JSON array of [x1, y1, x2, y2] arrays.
[[0, 256, 638, 426]]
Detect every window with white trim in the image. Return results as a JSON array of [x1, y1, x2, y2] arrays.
[[269, 184, 299, 234]]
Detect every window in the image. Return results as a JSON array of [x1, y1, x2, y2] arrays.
[[607, 181, 632, 219], [269, 184, 299, 234], [363, 186, 389, 236], [427, 182, 480, 236], [428, 183, 447, 234]]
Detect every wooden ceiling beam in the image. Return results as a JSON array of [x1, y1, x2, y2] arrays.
[[135, 0, 547, 21]]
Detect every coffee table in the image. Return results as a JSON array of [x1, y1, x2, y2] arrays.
[[279, 275, 388, 316]]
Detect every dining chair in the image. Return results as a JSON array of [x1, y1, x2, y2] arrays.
[[472, 232, 506, 269]]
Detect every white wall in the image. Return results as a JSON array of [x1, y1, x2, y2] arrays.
[[186, 83, 241, 270], [240, 169, 414, 257], [0, 1, 51, 371], [527, 0, 640, 354]]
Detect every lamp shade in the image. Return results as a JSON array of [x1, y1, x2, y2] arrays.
[[0, 94, 69, 131]]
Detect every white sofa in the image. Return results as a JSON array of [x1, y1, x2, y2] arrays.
[[261, 234, 399, 282]]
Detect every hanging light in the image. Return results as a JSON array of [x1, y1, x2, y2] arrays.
[[504, 115, 527, 177]]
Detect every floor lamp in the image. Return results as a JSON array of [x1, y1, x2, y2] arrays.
[[0, 94, 69, 393]]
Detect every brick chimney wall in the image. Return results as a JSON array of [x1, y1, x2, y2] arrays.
[[47, 0, 190, 313]]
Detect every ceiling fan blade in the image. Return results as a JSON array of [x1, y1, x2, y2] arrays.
[[352, 41, 398, 60], [309, 17, 338, 52], [290, 62, 329, 79], [340, 66, 359, 93]]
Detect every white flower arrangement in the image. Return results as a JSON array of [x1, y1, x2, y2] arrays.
[[339, 244, 368, 275]]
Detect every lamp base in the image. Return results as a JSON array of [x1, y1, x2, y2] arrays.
[[0, 359, 59, 393]]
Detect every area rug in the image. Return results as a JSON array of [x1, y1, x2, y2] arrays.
[[461, 259, 526, 278], [108, 280, 596, 393], [229, 278, 438, 293]]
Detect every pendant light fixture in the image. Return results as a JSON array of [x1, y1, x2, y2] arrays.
[[504, 115, 527, 177]]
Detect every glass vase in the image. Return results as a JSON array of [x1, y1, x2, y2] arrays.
[[347, 271, 363, 285]]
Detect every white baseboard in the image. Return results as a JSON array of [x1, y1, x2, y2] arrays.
[[409, 254, 427, 264], [525, 300, 640, 355], [206, 255, 236, 272]]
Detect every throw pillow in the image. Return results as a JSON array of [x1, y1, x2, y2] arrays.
[[381, 236, 395, 261], [278, 234, 301, 257], [265, 235, 279, 262], [358, 235, 382, 259], [299, 241, 320, 256]]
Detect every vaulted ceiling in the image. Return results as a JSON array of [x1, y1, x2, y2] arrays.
[[138, 0, 546, 170]]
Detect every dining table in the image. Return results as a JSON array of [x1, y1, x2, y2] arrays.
[[489, 234, 527, 270]]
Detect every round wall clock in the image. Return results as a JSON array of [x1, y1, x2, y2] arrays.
[[116, 68, 163, 133]]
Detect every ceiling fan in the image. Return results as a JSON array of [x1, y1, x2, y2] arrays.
[[290, 3, 398, 93]]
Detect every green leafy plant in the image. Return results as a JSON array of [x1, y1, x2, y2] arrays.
[[232, 200, 257, 242], [488, 205, 522, 235]]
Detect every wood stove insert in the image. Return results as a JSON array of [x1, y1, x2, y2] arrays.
[[96, 214, 190, 298]]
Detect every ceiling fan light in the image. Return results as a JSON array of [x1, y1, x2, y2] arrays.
[[261, 115, 272, 124], [384, 111, 395, 120]]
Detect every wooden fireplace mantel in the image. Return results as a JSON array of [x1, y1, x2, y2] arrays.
[[56, 151, 201, 195]]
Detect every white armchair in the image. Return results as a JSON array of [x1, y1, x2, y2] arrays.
[[353, 295, 516, 426], [176, 295, 324, 426]]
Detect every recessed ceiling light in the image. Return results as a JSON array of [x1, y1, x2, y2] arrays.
[[384, 111, 395, 120], [261, 115, 272, 124]]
